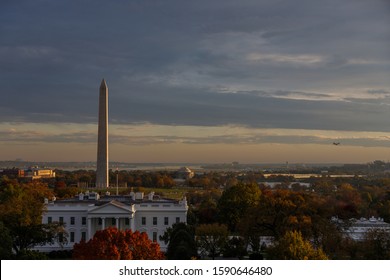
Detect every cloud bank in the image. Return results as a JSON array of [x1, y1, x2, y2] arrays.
[[0, 0, 389, 162]]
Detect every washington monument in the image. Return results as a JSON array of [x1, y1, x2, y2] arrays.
[[96, 79, 109, 188]]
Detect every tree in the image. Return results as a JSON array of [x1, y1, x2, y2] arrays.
[[14, 249, 48, 260], [223, 236, 247, 259], [245, 189, 310, 240], [197, 198, 218, 224], [246, 189, 339, 239], [0, 178, 65, 255], [196, 223, 229, 260], [361, 228, 390, 259], [53, 181, 79, 199], [160, 223, 197, 260], [267, 230, 328, 260], [0, 221, 12, 259], [12, 222, 67, 255], [217, 183, 261, 231], [237, 209, 264, 256], [0, 178, 53, 226], [237, 188, 344, 258], [73, 227, 164, 260], [334, 183, 363, 219]]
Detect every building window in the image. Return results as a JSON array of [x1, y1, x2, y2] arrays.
[[153, 217, 157, 225], [70, 232, 75, 243], [81, 232, 86, 241], [176, 217, 180, 224], [112, 218, 116, 226], [152, 232, 157, 242], [98, 218, 102, 225], [70, 217, 75, 225], [164, 217, 169, 225], [59, 217, 64, 224], [82, 217, 86, 225], [125, 218, 130, 225], [48, 217, 52, 223], [141, 217, 146, 225]]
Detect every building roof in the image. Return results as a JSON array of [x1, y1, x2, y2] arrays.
[[48, 192, 182, 207], [177, 167, 193, 173], [350, 217, 390, 228]]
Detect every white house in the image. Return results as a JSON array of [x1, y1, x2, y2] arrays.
[[36, 191, 188, 252], [344, 217, 390, 241], [332, 216, 390, 241]]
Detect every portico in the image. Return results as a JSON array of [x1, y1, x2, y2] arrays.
[[87, 200, 135, 239]]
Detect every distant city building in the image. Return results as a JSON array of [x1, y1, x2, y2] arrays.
[[36, 192, 188, 252], [176, 167, 195, 180], [24, 167, 56, 179], [0, 168, 24, 178], [0, 167, 55, 180]]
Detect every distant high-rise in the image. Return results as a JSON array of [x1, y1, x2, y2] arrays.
[[96, 79, 109, 188]]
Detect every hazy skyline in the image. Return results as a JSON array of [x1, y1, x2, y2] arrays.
[[1, 0, 390, 163]]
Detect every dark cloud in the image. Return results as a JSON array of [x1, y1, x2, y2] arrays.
[[109, 86, 390, 131], [0, 0, 389, 133]]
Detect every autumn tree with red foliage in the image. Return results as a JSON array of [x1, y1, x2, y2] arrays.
[[73, 227, 165, 260]]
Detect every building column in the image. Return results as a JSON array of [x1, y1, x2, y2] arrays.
[[130, 214, 135, 232], [116, 217, 119, 229], [87, 218, 92, 240], [101, 217, 105, 230]]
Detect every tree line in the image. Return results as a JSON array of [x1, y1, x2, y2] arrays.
[[2, 171, 390, 259], [181, 181, 390, 259]]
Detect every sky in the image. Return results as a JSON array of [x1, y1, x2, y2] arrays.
[[0, 0, 390, 164]]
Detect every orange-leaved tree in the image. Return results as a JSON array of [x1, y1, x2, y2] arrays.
[[73, 227, 165, 260]]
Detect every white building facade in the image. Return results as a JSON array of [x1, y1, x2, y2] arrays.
[[344, 217, 390, 241], [36, 191, 188, 252], [332, 216, 390, 241]]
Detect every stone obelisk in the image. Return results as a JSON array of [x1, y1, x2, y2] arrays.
[[96, 79, 109, 188]]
